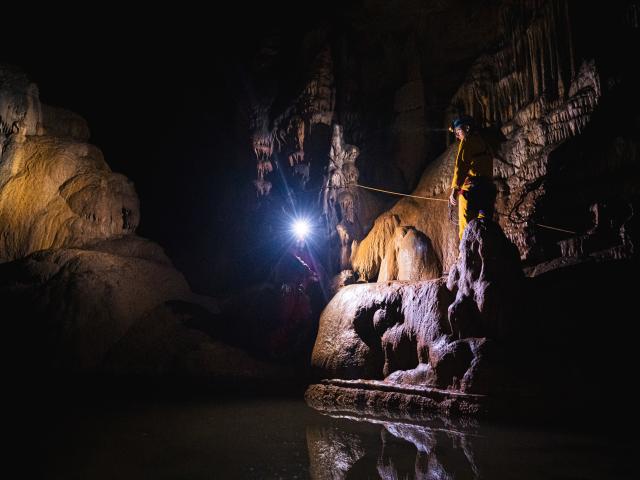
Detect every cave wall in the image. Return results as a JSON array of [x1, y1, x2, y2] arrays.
[[0, 67, 139, 262], [221, 1, 513, 288], [0, 64, 296, 384], [230, 0, 638, 287], [350, 0, 639, 281], [447, 0, 633, 263]]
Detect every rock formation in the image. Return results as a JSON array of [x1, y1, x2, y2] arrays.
[[308, 218, 524, 416], [305, 1, 638, 418], [233, 0, 637, 286], [350, 149, 458, 282], [321, 124, 365, 274], [0, 67, 139, 262], [0, 65, 292, 384]]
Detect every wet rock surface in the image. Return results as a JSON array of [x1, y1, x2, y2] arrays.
[[311, 219, 523, 404]]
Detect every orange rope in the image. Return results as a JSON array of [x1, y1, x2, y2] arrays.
[[355, 183, 449, 203], [355, 183, 577, 235]]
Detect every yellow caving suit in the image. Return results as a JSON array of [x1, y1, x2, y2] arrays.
[[451, 132, 494, 240]]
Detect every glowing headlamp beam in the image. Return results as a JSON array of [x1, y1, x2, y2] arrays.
[[292, 219, 311, 240]]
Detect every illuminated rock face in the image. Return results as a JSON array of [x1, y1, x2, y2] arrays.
[[449, 4, 603, 260], [349, 1, 639, 280], [0, 68, 139, 262], [312, 219, 523, 395], [350, 1, 594, 279], [0, 65, 286, 382], [247, 44, 336, 196], [350, 149, 459, 281]]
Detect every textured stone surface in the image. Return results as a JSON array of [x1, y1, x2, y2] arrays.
[[1, 64, 293, 383], [378, 226, 441, 282], [1, 236, 288, 381], [305, 381, 487, 418], [2, 238, 190, 368], [1, 70, 139, 262], [0, 136, 139, 261], [341, 1, 637, 283], [447, 219, 524, 341], [350, 152, 458, 281], [312, 219, 522, 396]]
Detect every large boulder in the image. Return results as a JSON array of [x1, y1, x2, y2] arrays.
[[312, 218, 524, 395], [1, 66, 139, 262], [1, 64, 291, 384], [1, 235, 287, 381], [0, 135, 139, 262], [446, 218, 524, 340]]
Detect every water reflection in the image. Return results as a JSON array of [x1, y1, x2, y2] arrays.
[[38, 396, 635, 479], [306, 411, 636, 480], [307, 414, 481, 480]]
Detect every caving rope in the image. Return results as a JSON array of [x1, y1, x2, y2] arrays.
[[351, 182, 577, 235]]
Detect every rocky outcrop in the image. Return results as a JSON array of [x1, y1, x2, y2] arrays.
[[350, 147, 458, 281], [1, 235, 289, 381], [1, 68, 139, 262], [346, 0, 638, 284], [0, 136, 139, 261], [1, 64, 292, 383], [446, 1, 639, 264], [447, 219, 524, 342], [3, 237, 186, 367], [309, 219, 524, 414]]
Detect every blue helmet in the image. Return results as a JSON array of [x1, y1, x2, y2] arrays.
[[450, 115, 475, 132]]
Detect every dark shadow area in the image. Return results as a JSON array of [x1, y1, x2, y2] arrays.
[[24, 394, 637, 479]]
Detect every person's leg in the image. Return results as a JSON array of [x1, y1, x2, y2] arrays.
[[458, 190, 468, 239]]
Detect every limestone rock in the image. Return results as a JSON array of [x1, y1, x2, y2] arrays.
[[0, 135, 139, 262], [1, 64, 291, 384], [378, 226, 441, 282], [351, 146, 460, 282], [1, 236, 286, 381], [40, 104, 90, 141], [447, 218, 524, 340], [311, 219, 522, 395], [2, 237, 191, 370], [0, 65, 41, 140], [1, 69, 139, 262]]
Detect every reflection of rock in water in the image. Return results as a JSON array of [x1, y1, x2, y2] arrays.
[[307, 413, 480, 480], [306, 419, 374, 480]]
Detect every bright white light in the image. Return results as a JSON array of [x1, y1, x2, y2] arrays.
[[292, 219, 311, 240]]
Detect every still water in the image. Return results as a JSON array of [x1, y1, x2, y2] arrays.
[[39, 395, 635, 479]]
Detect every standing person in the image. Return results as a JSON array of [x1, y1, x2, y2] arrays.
[[448, 116, 496, 240]]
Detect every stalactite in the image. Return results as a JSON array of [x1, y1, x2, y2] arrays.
[[321, 125, 362, 272], [249, 45, 336, 195], [452, 0, 579, 128], [449, 0, 603, 259]]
